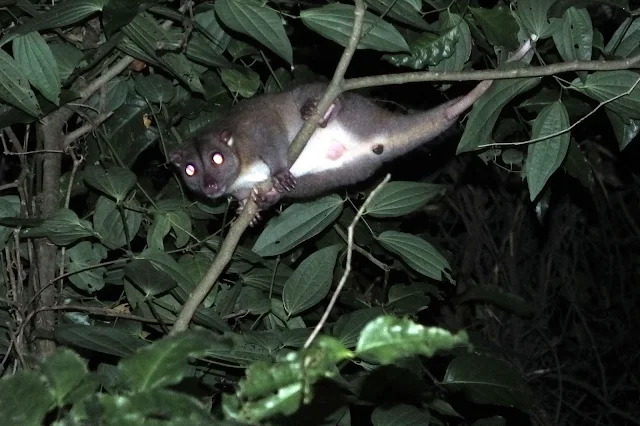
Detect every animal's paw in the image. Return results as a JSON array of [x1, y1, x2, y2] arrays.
[[272, 170, 296, 193], [236, 200, 262, 227], [251, 187, 282, 211], [301, 98, 331, 128]]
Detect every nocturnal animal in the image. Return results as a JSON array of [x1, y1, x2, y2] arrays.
[[169, 41, 531, 214], [170, 82, 486, 209]]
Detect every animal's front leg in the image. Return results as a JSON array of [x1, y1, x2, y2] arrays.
[[300, 98, 340, 128]]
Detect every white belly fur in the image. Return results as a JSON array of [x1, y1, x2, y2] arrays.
[[228, 123, 384, 194], [289, 122, 381, 177]]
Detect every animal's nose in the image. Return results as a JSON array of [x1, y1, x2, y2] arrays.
[[203, 178, 218, 195]]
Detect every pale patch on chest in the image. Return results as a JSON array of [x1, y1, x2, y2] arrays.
[[227, 160, 271, 193], [289, 122, 382, 177]]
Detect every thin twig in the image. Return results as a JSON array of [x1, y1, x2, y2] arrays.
[[304, 174, 391, 348]]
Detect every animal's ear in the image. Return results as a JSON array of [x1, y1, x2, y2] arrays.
[[169, 149, 184, 166], [219, 129, 233, 147]]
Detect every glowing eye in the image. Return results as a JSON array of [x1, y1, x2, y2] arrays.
[[212, 153, 224, 165], [185, 164, 196, 176]]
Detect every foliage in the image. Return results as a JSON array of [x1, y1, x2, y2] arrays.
[[0, 0, 638, 425]]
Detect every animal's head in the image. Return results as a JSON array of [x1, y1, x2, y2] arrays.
[[170, 127, 241, 199]]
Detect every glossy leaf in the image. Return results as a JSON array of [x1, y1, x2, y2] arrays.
[[365, 181, 446, 217], [470, 6, 519, 49], [458, 285, 536, 316], [442, 354, 534, 412], [386, 284, 431, 315], [301, 4, 410, 53], [67, 241, 108, 293], [526, 102, 570, 200], [55, 324, 146, 357], [220, 68, 261, 98], [364, 0, 429, 30], [134, 74, 175, 104], [563, 139, 594, 188], [516, 0, 557, 39], [573, 71, 640, 120], [214, 0, 293, 64], [252, 194, 343, 257], [377, 231, 453, 282], [548, 0, 629, 18], [430, 13, 471, 75], [83, 165, 136, 203], [49, 42, 84, 82], [0, 49, 41, 117], [332, 307, 385, 348], [93, 197, 142, 250], [606, 108, 640, 150], [22, 208, 94, 246], [124, 259, 176, 299], [13, 32, 61, 105], [356, 316, 469, 363], [384, 31, 457, 69], [552, 7, 593, 64], [282, 245, 342, 317], [119, 331, 215, 392], [241, 266, 291, 295], [458, 76, 541, 153]]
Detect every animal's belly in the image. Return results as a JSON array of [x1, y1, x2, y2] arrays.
[[289, 123, 380, 177]]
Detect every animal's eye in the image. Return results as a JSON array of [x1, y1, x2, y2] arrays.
[[185, 164, 196, 176], [212, 152, 224, 165]]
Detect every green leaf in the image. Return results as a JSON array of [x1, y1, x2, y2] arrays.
[[573, 70, 640, 121], [516, 0, 557, 39], [121, 12, 204, 94], [119, 331, 215, 392], [12, 32, 61, 105], [430, 13, 472, 76], [605, 17, 640, 57], [386, 284, 431, 315], [100, 388, 217, 423], [2, 0, 105, 41], [356, 316, 469, 364], [241, 266, 291, 295], [214, 0, 293, 64], [371, 404, 430, 426], [22, 208, 94, 246], [101, 91, 160, 167], [185, 33, 232, 68], [40, 349, 88, 406], [552, 7, 593, 64], [442, 354, 534, 412], [365, 181, 446, 217], [124, 259, 177, 299], [220, 68, 261, 98], [0, 371, 54, 426], [193, 8, 231, 54], [93, 197, 142, 250], [457, 76, 541, 153], [0, 49, 42, 117], [377, 231, 453, 282], [383, 31, 458, 69], [55, 324, 146, 357], [85, 76, 129, 115], [301, 4, 410, 53], [134, 74, 175, 104], [253, 194, 343, 257], [282, 245, 342, 317], [606, 108, 640, 151], [83, 165, 137, 203], [67, 241, 108, 293], [364, 0, 430, 30], [139, 249, 198, 303], [526, 102, 570, 201], [49, 42, 84, 82], [332, 307, 385, 348], [238, 287, 271, 315], [469, 6, 519, 49]]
